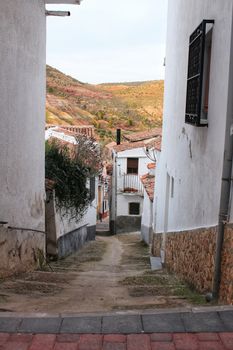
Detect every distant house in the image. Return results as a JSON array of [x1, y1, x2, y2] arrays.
[[0, 0, 82, 277], [45, 126, 98, 258], [153, 0, 233, 304], [109, 129, 161, 234], [97, 163, 111, 221]]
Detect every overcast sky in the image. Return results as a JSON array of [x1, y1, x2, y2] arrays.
[[46, 0, 168, 84]]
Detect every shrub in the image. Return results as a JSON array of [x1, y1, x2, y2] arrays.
[[45, 140, 90, 221]]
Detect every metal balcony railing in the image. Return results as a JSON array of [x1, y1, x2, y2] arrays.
[[118, 174, 144, 196]]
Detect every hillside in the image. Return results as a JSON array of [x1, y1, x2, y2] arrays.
[[46, 65, 164, 142]]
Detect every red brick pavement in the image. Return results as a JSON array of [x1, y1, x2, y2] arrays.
[[0, 333, 232, 349]]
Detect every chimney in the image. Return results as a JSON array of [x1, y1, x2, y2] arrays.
[[116, 129, 121, 145]]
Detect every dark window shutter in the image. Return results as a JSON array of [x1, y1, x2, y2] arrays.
[[127, 158, 138, 174], [185, 20, 214, 126]]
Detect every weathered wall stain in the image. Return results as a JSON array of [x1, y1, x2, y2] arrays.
[[0, 226, 45, 278]]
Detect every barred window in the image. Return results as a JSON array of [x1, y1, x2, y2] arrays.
[[129, 202, 140, 215], [185, 20, 214, 126]]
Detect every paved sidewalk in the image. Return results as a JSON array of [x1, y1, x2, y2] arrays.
[[1, 309, 233, 334], [0, 332, 233, 349], [0, 308, 233, 349]]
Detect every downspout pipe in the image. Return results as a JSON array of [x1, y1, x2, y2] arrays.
[[213, 15, 233, 299]]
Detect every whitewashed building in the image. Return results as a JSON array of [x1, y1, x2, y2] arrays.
[[0, 0, 82, 277], [153, 0, 233, 303], [45, 127, 98, 258], [110, 129, 161, 234]]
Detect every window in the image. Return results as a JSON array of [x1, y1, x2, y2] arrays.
[[129, 202, 140, 215], [185, 20, 214, 126], [127, 158, 138, 174], [89, 176, 95, 202]]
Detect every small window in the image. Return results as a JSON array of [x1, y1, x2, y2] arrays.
[[127, 158, 138, 174], [129, 202, 140, 215], [185, 20, 214, 127], [89, 176, 95, 202]]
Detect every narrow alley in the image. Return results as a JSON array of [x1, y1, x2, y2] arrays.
[[0, 233, 206, 313]]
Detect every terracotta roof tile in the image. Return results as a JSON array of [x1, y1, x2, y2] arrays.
[[147, 163, 156, 169], [140, 174, 155, 202], [105, 141, 117, 150], [123, 128, 162, 142], [153, 135, 162, 151], [53, 127, 79, 137], [113, 141, 146, 152]]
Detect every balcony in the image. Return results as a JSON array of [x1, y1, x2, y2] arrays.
[[118, 174, 144, 196]]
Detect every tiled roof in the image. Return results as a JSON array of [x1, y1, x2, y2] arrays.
[[105, 141, 117, 151], [140, 174, 155, 202], [153, 135, 162, 151], [123, 128, 162, 142], [113, 141, 146, 153], [53, 127, 79, 137], [147, 163, 156, 169], [45, 125, 94, 137]]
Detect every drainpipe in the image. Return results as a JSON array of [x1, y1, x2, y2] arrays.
[[114, 153, 118, 235], [213, 17, 233, 299]]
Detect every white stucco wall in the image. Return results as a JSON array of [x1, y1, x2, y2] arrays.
[[117, 194, 143, 217], [116, 148, 152, 181], [55, 177, 98, 238], [155, 0, 233, 233], [113, 148, 151, 218], [141, 190, 153, 244], [0, 0, 46, 231], [141, 192, 152, 227], [45, 128, 77, 144]]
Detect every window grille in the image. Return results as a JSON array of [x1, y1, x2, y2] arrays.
[[185, 20, 214, 126], [129, 202, 140, 215]]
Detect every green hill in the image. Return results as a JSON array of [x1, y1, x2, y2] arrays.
[[46, 65, 164, 142]]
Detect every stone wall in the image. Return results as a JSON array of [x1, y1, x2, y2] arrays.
[[220, 224, 233, 304], [152, 233, 162, 256], [0, 225, 45, 278], [152, 227, 217, 293], [116, 216, 141, 233]]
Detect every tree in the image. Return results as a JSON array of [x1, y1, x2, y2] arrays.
[[45, 135, 101, 221]]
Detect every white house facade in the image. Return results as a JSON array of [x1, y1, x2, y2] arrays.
[[153, 0, 233, 304], [110, 143, 153, 234], [0, 0, 82, 276]]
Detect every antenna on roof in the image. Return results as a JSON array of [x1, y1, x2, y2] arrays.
[[46, 10, 71, 16], [116, 129, 121, 145]]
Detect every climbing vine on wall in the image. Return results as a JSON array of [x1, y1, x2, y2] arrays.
[[45, 140, 91, 221]]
